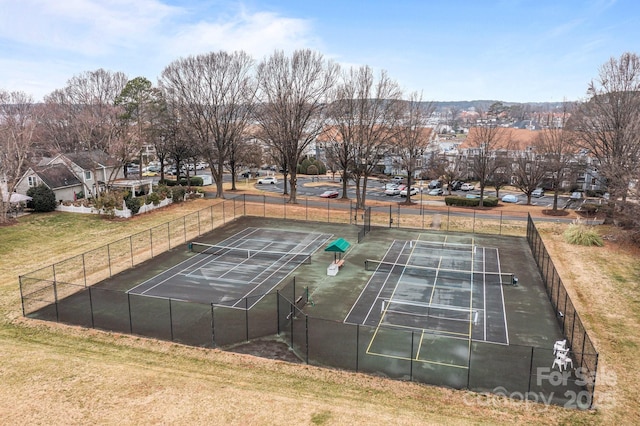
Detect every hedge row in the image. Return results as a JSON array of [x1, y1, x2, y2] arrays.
[[444, 196, 499, 207], [161, 177, 203, 187]]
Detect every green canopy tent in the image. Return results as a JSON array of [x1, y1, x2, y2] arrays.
[[325, 238, 350, 263]]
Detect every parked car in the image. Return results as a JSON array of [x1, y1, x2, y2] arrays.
[[196, 162, 208, 170], [428, 188, 444, 196], [400, 187, 420, 197], [502, 194, 519, 203], [391, 176, 404, 182], [449, 180, 463, 191], [142, 170, 158, 177], [532, 188, 544, 198], [570, 191, 583, 200], [165, 166, 178, 176], [320, 190, 339, 198], [428, 180, 442, 189], [241, 171, 260, 178], [257, 176, 277, 184], [460, 183, 475, 191], [385, 184, 405, 195]]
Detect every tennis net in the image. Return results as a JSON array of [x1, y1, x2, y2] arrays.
[[365, 259, 515, 285], [189, 242, 312, 264], [382, 298, 478, 336]]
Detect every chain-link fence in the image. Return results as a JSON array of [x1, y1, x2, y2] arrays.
[[240, 194, 530, 236], [19, 195, 597, 409], [527, 214, 599, 408]]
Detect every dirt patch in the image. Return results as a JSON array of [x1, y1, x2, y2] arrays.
[[226, 338, 303, 363]]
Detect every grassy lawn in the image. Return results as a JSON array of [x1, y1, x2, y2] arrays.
[[0, 192, 635, 425]]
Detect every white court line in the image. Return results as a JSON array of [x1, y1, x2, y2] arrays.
[[358, 241, 409, 325], [129, 228, 264, 295]]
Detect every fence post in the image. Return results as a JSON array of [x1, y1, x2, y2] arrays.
[[129, 236, 134, 267], [82, 253, 87, 287], [305, 315, 309, 364], [107, 244, 112, 277], [276, 290, 280, 335], [306, 196, 308, 221], [263, 195, 266, 217], [243, 194, 246, 217], [590, 353, 599, 409], [169, 299, 174, 342], [389, 205, 392, 228], [410, 331, 414, 381], [499, 211, 503, 235], [245, 297, 249, 342], [355, 324, 360, 372], [53, 280, 59, 322], [527, 346, 534, 393], [472, 210, 476, 234], [88, 287, 95, 328], [327, 199, 330, 222], [127, 292, 133, 333], [211, 303, 215, 347]]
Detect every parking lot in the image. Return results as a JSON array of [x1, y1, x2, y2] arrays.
[[253, 176, 578, 208]]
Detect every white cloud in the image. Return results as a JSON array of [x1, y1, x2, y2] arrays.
[[0, 0, 178, 56], [163, 10, 316, 60]]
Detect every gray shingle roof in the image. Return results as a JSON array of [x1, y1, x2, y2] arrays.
[[64, 150, 120, 170], [35, 164, 82, 189]]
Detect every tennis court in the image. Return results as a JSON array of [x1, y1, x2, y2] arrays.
[[345, 234, 512, 369], [128, 227, 333, 309]]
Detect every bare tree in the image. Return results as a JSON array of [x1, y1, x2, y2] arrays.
[[395, 92, 434, 204], [489, 152, 513, 199], [40, 69, 128, 155], [160, 51, 257, 198], [572, 52, 640, 220], [255, 49, 338, 203], [0, 91, 39, 223], [431, 153, 464, 194], [536, 105, 579, 210], [225, 137, 263, 190], [511, 148, 547, 205], [327, 66, 402, 208], [465, 123, 512, 206]]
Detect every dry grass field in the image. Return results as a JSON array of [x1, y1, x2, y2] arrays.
[[1, 184, 638, 425]]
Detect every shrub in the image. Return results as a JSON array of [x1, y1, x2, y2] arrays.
[[444, 196, 498, 207], [146, 192, 161, 206], [125, 197, 142, 214], [563, 223, 604, 247], [171, 177, 203, 186], [171, 186, 186, 203], [154, 184, 171, 199], [26, 184, 57, 212]]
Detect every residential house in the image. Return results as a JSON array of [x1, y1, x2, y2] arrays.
[[15, 150, 125, 202]]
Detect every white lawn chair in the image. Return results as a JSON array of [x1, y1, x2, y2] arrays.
[[552, 352, 574, 371], [553, 339, 567, 355]]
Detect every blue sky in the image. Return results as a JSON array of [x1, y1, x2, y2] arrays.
[[0, 0, 637, 103]]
